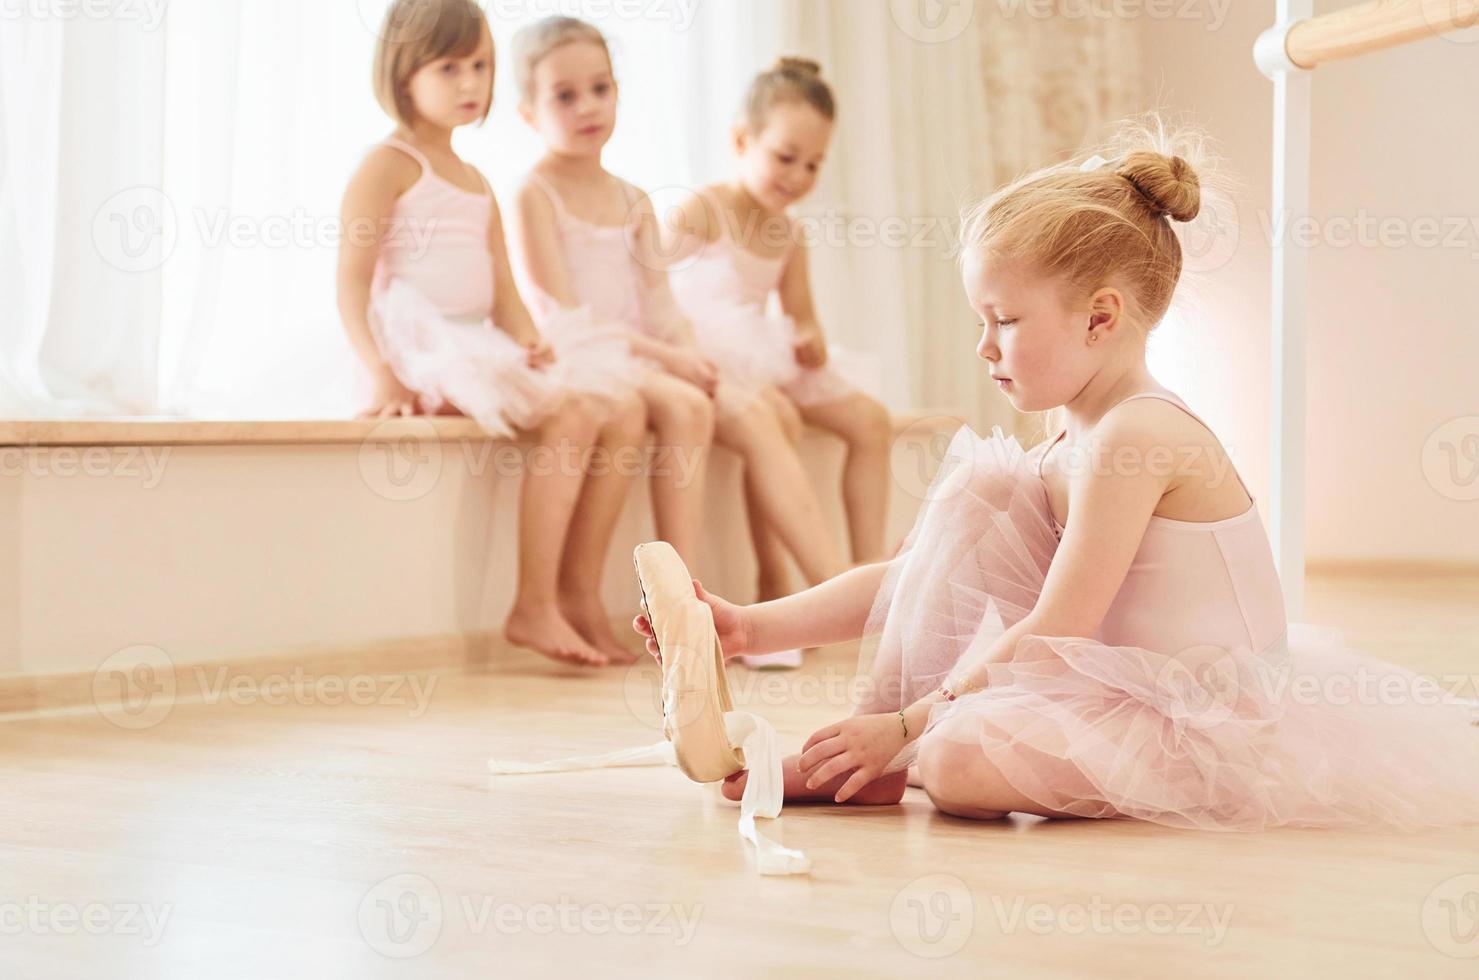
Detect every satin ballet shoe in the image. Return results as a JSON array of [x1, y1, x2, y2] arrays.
[[633, 541, 746, 784]]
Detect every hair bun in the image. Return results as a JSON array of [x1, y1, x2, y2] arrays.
[[773, 56, 822, 78], [1116, 151, 1201, 222]]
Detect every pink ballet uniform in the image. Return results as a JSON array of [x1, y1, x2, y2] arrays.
[[368, 138, 632, 437], [516, 174, 676, 394], [519, 174, 647, 331], [863, 391, 1479, 831], [667, 208, 865, 411]]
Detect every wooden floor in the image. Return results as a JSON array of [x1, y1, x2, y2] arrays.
[[2, 570, 1477, 978]]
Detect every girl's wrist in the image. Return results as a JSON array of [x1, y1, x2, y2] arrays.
[[733, 603, 766, 657], [899, 698, 936, 744], [738, 607, 758, 658]]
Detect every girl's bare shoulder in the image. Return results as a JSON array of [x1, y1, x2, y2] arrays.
[[348, 142, 422, 201], [664, 183, 726, 243]]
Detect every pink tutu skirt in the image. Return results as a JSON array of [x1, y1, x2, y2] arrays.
[[371, 279, 638, 438], [860, 426, 1479, 831], [533, 303, 652, 404], [691, 306, 867, 417]]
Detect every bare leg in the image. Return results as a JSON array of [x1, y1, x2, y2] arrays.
[[504, 393, 608, 668], [715, 396, 844, 586], [796, 393, 893, 564], [917, 729, 1095, 820], [747, 387, 804, 600], [559, 392, 647, 664], [640, 373, 715, 566], [735, 388, 808, 669]]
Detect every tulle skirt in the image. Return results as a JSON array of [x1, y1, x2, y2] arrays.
[[370, 278, 639, 438], [690, 305, 868, 418], [534, 302, 656, 403], [860, 425, 1479, 832]]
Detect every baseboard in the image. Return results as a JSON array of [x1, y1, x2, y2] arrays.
[[1306, 560, 1479, 578], [0, 630, 491, 722]]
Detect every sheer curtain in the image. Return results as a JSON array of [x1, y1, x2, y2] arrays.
[[1, 11, 166, 416], [0, 2, 391, 419]]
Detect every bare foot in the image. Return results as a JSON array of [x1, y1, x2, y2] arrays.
[[721, 753, 907, 805], [504, 601, 608, 668], [560, 592, 639, 665]]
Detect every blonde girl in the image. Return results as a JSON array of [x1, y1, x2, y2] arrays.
[[638, 121, 1479, 831]]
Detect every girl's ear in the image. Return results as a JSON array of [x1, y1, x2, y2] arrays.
[[730, 124, 749, 156], [1086, 287, 1125, 338], [518, 100, 534, 127]]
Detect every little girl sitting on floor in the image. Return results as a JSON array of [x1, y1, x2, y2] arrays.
[[637, 121, 1479, 831]]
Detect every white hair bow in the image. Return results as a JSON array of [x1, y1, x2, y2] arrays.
[[1080, 154, 1111, 172]]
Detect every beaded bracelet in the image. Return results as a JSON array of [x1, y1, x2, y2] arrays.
[[938, 674, 985, 702]]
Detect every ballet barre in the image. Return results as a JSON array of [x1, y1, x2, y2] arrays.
[[1252, 0, 1475, 618]]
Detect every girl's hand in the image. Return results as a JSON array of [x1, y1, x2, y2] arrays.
[[632, 578, 752, 662], [793, 325, 828, 370], [662, 347, 719, 398], [525, 339, 556, 370], [798, 713, 909, 803], [362, 370, 421, 418]]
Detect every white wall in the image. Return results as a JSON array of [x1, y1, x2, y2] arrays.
[[0, 425, 950, 678], [1141, 1, 1479, 565]]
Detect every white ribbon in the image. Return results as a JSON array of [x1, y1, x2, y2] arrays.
[[487, 740, 675, 774], [489, 711, 810, 876], [1080, 153, 1111, 172], [722, 712, 810, 875]]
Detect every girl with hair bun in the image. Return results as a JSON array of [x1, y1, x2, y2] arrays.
[[638, 118, 1479, 831], [663, 57, 894, 669]]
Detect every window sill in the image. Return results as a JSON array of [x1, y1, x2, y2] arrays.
[[0, 411, 965, 448]]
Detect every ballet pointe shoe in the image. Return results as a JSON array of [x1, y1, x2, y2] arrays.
[[633, 541, 745, 784]]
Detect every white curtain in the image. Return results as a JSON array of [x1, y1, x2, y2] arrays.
[[0, 11, 165, 416], [770, 1, 990, 420], [0, 2, 388, 419]]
